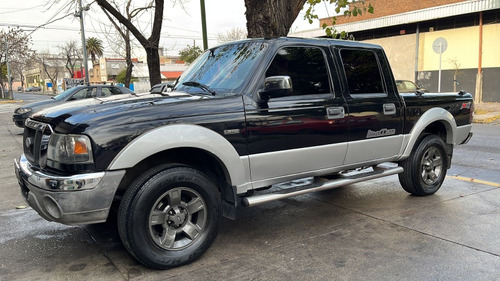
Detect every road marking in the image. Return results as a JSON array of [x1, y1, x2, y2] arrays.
[[447, 175, 500, 188]]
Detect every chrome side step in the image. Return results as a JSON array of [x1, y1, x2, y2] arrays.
[[241, 166, 403, 207]]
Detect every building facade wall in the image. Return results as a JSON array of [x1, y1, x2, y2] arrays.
[[362, 23, 500, 101], [320, 0, 466, 26], [364, 34, 416, 81]]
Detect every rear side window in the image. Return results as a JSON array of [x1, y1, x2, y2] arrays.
[[266, 47, 331, 96], [102, 87, 123, 97], [71, 88, 95, 100], [340, 49, 385, 96]]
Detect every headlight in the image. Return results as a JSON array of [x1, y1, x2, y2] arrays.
[[47, 134, 94, 164], [15, 107, 32, 114]]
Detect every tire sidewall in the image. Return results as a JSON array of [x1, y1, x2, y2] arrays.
[[411, 135, 448, 195], [119, 166, 221, 269]]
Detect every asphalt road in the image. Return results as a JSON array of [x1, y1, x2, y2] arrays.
[[0, 101, 499, 281], [13, 92, 52, 103], [450, 123, 500, 183]]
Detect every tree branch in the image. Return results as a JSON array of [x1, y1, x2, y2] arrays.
[[95, 0, 149, 46]]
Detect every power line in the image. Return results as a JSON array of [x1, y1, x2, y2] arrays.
[[0, 4, 46, 15]]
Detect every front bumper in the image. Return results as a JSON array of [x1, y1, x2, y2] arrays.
[[14, 154, 125, 225]]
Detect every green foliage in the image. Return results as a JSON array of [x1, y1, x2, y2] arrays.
[[115, 69, 136, 84], [86, 37, 104, 63], [0, 64, 7, 80], [179, 45, 203, 64], [304, 0, 374, 39]]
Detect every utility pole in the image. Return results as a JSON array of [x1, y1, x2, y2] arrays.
[[200, 0, 208, 50], [76, 0, 90, 85]]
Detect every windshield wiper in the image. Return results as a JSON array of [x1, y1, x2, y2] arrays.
[[182, 81, 216, 96]]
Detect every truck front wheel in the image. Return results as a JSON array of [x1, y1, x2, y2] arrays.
[[118, 165, 222, 269], [398, 134, 449, 196]]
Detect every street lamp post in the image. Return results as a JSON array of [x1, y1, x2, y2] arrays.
[[76, 0, 90, 85]]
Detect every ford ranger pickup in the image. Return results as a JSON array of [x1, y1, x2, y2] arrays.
[[14, 37, 473, 269]]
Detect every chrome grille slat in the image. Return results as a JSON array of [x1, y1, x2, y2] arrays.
[[23, 119, 53, 169]]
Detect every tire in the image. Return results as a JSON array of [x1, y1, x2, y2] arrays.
[[398, 134, 449, 196], [118, 165, 222, 269]]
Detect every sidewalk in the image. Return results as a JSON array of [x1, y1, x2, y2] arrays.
[[474, 102, 500, 124]]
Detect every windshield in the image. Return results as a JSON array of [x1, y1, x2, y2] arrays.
[[53, 87, 81, 101], [174, 41, 268, 95]]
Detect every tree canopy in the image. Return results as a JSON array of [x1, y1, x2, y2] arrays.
[[244, 0, 373, 38], [179, 45, 203, 64], [86, 37, 104, 64], [0, 27, 35, 99], [96, 0, 165, 87]]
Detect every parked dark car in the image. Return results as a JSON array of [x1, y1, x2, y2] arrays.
[[17, 87, 23, 92], [13, 85, 135, 127], [395, 80, 428, 93], [25, 86, 41, 92]]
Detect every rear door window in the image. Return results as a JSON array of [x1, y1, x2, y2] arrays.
[[340, 49, 385, 97]]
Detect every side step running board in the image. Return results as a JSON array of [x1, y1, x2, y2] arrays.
[[241, 166, 403, 207]]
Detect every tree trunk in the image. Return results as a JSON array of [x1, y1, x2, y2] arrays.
[[146, 46, 161, 86], [96, 0, 163, 88], [51, 79, 57, 95], [124, 32, 133, 88], [124, 61, 133, 88], [245, 0, 306, 38]]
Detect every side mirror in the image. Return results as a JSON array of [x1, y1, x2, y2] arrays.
[[258, 76, 293, 101], [417, 87, 429, 93], [166, 83, 174, 92]]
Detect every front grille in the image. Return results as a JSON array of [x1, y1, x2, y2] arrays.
[[24, 119, 53, 169]]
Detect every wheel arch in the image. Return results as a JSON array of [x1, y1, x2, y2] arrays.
[[400, 108, 457, 159], [108, 124, 250, 196]]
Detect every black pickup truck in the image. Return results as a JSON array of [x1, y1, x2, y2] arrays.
[[14, 37, 473, 269]]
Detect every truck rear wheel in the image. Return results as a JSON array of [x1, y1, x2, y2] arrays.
[[118, 165, 222, 269], [398, 134, 448, 196]]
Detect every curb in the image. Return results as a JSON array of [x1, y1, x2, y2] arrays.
[[0, 100, 23, 104], [473, 114, 500, 124]]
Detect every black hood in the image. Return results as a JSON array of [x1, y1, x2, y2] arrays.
[[32, 92, 210, 133]]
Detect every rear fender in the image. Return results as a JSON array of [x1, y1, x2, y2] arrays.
[[399, 108, 456, 159]]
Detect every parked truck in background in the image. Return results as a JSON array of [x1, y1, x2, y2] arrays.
[[14, 38, 473, 269]]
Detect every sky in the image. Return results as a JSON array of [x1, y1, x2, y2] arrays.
[[0, 0, 330, 59]]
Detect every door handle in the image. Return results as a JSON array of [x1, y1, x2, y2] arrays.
[[383, 103, 396, 115], [327, 107, 345, 119]]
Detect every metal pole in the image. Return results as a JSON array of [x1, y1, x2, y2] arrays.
[[476, 11, 483, 103], [478, 12, 483, 75], [438, 43, 442, 93], [5, 38, 13, 99], [414, 24, 420, 82], [200, 0, 208, 50], [78, 0, 90, 85]]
